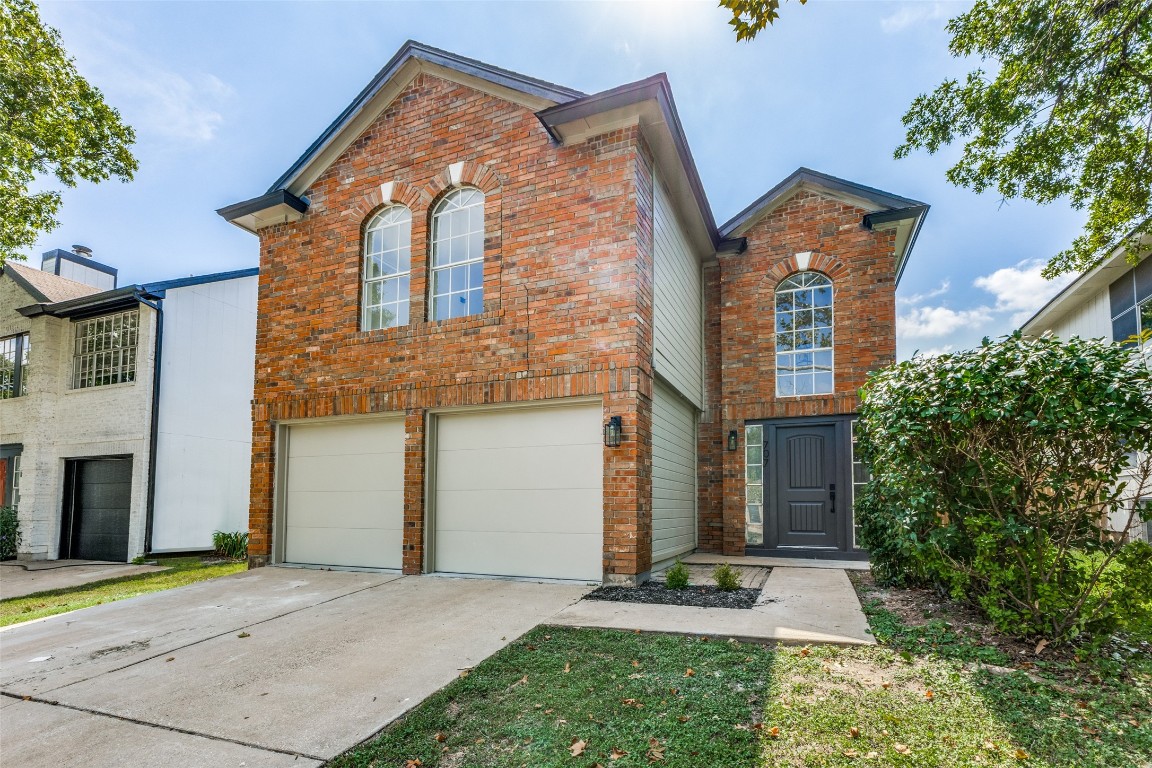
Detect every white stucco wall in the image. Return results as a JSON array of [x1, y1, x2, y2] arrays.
[[150, 276, 257, 551]]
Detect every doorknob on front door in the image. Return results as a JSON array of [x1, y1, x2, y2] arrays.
[[829, 483, 836, 514]]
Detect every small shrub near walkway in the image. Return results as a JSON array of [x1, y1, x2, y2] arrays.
[[0, 556, 245, 627]]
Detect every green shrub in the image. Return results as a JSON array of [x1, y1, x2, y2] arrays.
[[856, 332, 1152, 644], [212, 530, 249, 560], [712, 562, 741, 592], [664, 560, 690, 589], [0, 506, 20, 561]]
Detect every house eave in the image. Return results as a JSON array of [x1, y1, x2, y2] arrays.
[[216, 190, 309, 235]]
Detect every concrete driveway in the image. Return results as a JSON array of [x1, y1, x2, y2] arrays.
[[0, 567, 589, 766]]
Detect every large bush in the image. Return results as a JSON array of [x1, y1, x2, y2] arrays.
[[1, 506, 20, 560], [856, 332, 1152, 644]]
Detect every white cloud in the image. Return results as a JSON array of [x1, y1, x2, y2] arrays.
[[973, 259, 1076, 325], [898, 305, 993, 339], [898, 279, 951, 306], [50, 15, 232, 144], [915, 345, 955, 357], [880, 2, 953, 34]]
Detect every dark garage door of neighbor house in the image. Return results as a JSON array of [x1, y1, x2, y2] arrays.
[[61, 458, 132, 562]]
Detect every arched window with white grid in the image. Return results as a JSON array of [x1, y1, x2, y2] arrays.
[[362, 205, 411, 330], [775, 271, 834, 396], [430, 187, 484, 320]]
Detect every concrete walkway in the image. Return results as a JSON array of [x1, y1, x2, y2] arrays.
[[550, 566, 874, 646], [682, 552, 871, 571], [0, 560, 170, 600], [0, 567, 589, 767]]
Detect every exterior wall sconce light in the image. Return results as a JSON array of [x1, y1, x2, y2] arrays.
[[728, 429, 738, 451], [604, 416, 623, 447]]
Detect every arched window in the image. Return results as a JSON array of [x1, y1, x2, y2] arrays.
[[362, 205, 411, 330], [430, 187, 484, 320], [775, 271, 834, 396]]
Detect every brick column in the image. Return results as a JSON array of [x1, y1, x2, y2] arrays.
[[402, 408, 426, 575], [602, 385, 652, 585], [248, 403, 275, 568]]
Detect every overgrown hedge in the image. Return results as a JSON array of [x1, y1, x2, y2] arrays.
[[1, 506, 20, 560], [855, 332, 1152, 644]]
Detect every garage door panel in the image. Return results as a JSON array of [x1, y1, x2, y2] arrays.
[[436, 488, 602, 533], [282, 419, 404, 570], [289, 421, 400, 457], [283, 525, 403, 568], [285, 490, 404, 529], [436, 408, 600, 451], [435, 531, 601, 581], [436, 444, 601, 491], [286, 452, 404, 494], [434, 403, 603, 581]]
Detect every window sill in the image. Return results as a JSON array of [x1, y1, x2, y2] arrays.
[[354, 308, 505, 342], [66, 381, 139, 394]]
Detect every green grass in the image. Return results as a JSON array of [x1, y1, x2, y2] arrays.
[[0, 556, 246, 627], [331, 590, 1152, 768]]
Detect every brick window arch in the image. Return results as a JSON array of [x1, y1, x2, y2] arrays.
[[775, 271, 834, 396], [430, 187, 484, 320], [362, 205, 412, 330]]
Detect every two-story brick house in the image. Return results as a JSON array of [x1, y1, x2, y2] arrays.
[[220, 42, 927, 583]]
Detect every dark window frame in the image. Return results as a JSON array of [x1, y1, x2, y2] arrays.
[[0, 333, 30, 398]]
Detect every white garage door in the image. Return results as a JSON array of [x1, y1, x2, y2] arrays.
[[652, 380, 697, 563], [283, 419, 404, 569], [434, 402, 602, 581]]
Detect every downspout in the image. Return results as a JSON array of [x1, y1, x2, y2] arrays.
[[137, 293, 163, 555]]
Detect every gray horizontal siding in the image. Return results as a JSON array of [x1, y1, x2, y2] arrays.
[[653, 175, 704, 408]]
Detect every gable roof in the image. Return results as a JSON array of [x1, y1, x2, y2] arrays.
[[3, 262, 103, 303], [271, 40, 584, 197], [719, 168, 929, 283]]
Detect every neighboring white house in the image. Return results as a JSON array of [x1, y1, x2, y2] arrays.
[[0, 248, 258, 561], [1020, 240, 1150, 542]]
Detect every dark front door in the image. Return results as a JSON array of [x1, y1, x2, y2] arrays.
[[61, 458, 132, 561], [773, 425, 839, 549]]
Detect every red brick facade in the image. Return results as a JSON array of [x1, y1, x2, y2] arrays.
[[241, 64, 907, 578], [697, 192, 899, 555]]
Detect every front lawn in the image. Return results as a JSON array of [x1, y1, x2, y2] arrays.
[[0, 556, 246, 627], [332, 580, 1151, 768]]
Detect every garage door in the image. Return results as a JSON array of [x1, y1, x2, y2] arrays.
[[434, 403, 602, 581], [283, 419, 404, 569], [61, 458, 132, 562], [652, 380, 697, 563]]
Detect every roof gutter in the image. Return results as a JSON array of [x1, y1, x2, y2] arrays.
[[17, 286, 162, 319]]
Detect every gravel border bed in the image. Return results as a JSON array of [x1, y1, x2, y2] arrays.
[[584, 581, 765, 610]]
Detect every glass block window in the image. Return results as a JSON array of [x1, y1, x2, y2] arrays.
[[362, 205, 412, 330], [10, 454, 21, 510], [775, 272, 834, 396], [745, 423, 765, 546], [850, 420, 871, 549], [0, 333, 29, 398], [430, 187, 485, 321], [72, 310, 139, 389]]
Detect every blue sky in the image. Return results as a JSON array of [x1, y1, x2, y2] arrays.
[[31, 0, 1083, 358]]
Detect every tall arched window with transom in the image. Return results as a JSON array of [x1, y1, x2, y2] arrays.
[[430, 187, 484, 320], [775, 271, 834, 396], [362, 205, 411, 330]]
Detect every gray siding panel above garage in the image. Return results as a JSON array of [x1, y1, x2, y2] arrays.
[[653, 174, 704, 408], [651, 380, 697, 564]]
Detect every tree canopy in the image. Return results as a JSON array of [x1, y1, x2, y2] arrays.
[[720, 0, 1152, 278], [0, 0, 137, 265]]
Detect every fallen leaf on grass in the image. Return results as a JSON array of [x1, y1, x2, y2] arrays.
[[459, 669, 471, 678], [237, 632, 250, 638], [865, 751, 879, 759], [628, 673, 644, 679], [1015, 748, 1030, 760], [646, 737, 665, 762], [849, 727, 860, 738], [800, 647, 810, 657], [983, 741, 998, 751], [621, 698, 644, 708], [405, 760, 422, 767], [925, 689, 934, 700], [767, 726, 780, 739], [843, 749, 859, 758], [632, 660, 641, 667], [893, 744, 910, 754], [564, 662, 571, 673], [677, 715, 690, 723], [433, 732, 447, 743], [684, 668, 695, 677], [1034, 639, 1048, 655], [569, 738, 586, 757], [610, 747, 628, 760], [881, 682, 891, 690]]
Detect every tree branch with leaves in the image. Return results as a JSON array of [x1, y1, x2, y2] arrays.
[[0, 0, 137, 265]]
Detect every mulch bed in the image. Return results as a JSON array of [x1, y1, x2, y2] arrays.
[[584, 581, 765, 610]]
